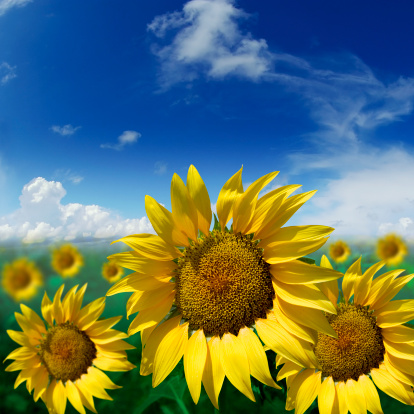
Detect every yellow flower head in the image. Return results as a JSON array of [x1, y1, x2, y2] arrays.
[[102, 260, 124, 284], [281, 255, 414, 414], [328, 240, 351, 263], [376, 233, 408, 265], [107, 165, 342, 408], [2, 258, 43, 302], [51, 244, 84, 278], [4, 284, 135, 414]]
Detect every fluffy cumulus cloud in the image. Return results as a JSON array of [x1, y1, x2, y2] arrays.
[[0, 177, 153, 244], [0, 0, 31, 16], [147, 0, 273, 87], [293, 146, 414, 240], [0, 62, 17, 84], [101, 130, 141, 151], [51, 124, 81, 136]]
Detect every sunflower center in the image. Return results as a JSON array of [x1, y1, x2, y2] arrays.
[[10, 269, 31, 290], [333, 246, 344, 257], [39, 322, 96, 382], [106, 265, 118, 277], [382, 242, 398, 258], [175, 231, 275, 337], [58, 253, 75, 269], [314, 303, 385, 382]]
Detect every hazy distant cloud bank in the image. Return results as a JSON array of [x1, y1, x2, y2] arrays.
[[0, 0, 32, 16], [0, 62, 17, 84], [0, 177, 153, 244], [101, 130, 141, 151]]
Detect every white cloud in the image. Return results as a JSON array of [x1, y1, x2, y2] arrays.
[[293, 146, 414, 241], [51, 124, 81, 136], [0, 62, 17, 84], [52, 169, 84, 185], [0, 0, 31, 16], [100, 130, 141, 151], [0, 177, 153, 244], [154, 161, 167, 175], [148, 0, 273, 87]]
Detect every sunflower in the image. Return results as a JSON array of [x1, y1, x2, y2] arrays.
[[52, 244, 84, 278], [102, 260, 124, 284], [376, 234, 408, 266], [280, 255, 414, 413], [2, 258, 43, 302], [328, 240, 351, 263], [4, 284, 135, 414], [106, 165, 342, 408]]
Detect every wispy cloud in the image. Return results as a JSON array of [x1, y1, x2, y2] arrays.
[[0, 0, 31, 16], [147, 0, 273, 88], [51, 124, 81, 136], [0, 62, 17, 84], [154, 161, 167, 175], [100, 130, 141, 151], [52, 169, 84, 185], [0, 177, 153, 244]]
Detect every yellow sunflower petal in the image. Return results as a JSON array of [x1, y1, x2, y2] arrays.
[[384, 354, 414, 387], [336, 382, 349, 414], [71, 284, 87, 320], [272, 279, 336, 314], [319, 255, 340, 306], [52, 284, 65, 325], [270, 260, 342, 285], [66, 380, 86, 414], [238, 326, 280, 389], [354, 261, 385, 306], [41, 291, 54, 326], [382, 325, 414, 343], [383, 340, 414, 361], [374, 299, 414, 328], [248, 184, 302, 235], [88, 367, 122, 389], [365, 269, 403, 307], [358, 374, 383, 414], [371, 363, 413, 405], [184, 329, 208, 404], [219, 332, 255, 402], [232, 171, 278, 234], [53, 380, 67, 414], [107, 251, 176, 274], [20, 304, 46, 334], [276, 360, 302, 381], [318, 376, 337, 414], [256, 317, 318, 368], [187, 165, 212, 236], [386, 352, 414, 377], [153, 322, 189, 387], [275, 295, 336, 338], [14, 313, 42, 341], [344, 378, 366, 414], [75, 297, 106, 330], [263, 237, 329, 264], [107, 273, 172, 296], [33, 369, 48, 402], [62, 285, 78, 321], [296, 370, 321, 414], [202, 336, 225, 410], [93, 356, 135, 372], [78, 374, 113, 400], [256, 190, 317, 240], [342, 257, 362, 303], [75, 381, 97, 414], [112, 233, 181, 261], [285, 369, 315, 411], [85, 316, 123, 336], [171, 173, 198, 241], [4, 346, 37, 362], [128, 291, 175, 336], [145, 195, 190, 247], [140, 316, 182, 376], [6, 329, 36, 347], [216, 166, 243, 229]]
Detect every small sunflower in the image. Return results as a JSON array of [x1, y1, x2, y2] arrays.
[[280, 255, 414, 413], [52, 244, 84, 278], [2, 258, 43, 301], [4, 284, 135, 414], [107, 165, 342, 408], [376, 234, 408, 266], [102, 260, 124, 284], [328, 240, 351, 263]]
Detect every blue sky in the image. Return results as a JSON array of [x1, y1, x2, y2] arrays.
[[1, 0, 414, 244]]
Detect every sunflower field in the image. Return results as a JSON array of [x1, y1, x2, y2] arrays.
[[1, 237, 414, 414]]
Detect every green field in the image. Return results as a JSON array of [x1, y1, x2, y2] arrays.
[[1, 241, 413, 414]]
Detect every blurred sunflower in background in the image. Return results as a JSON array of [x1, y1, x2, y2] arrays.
[[2, 258, 43, 301], [107, 165, 342, 408], [376, 234, 408, 266], [52, 244, 84, 278], [102, 260, 124, 283], [328, 240, 351, 263], [4, 284, 135, 414], [280, 255, 414, 413]]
